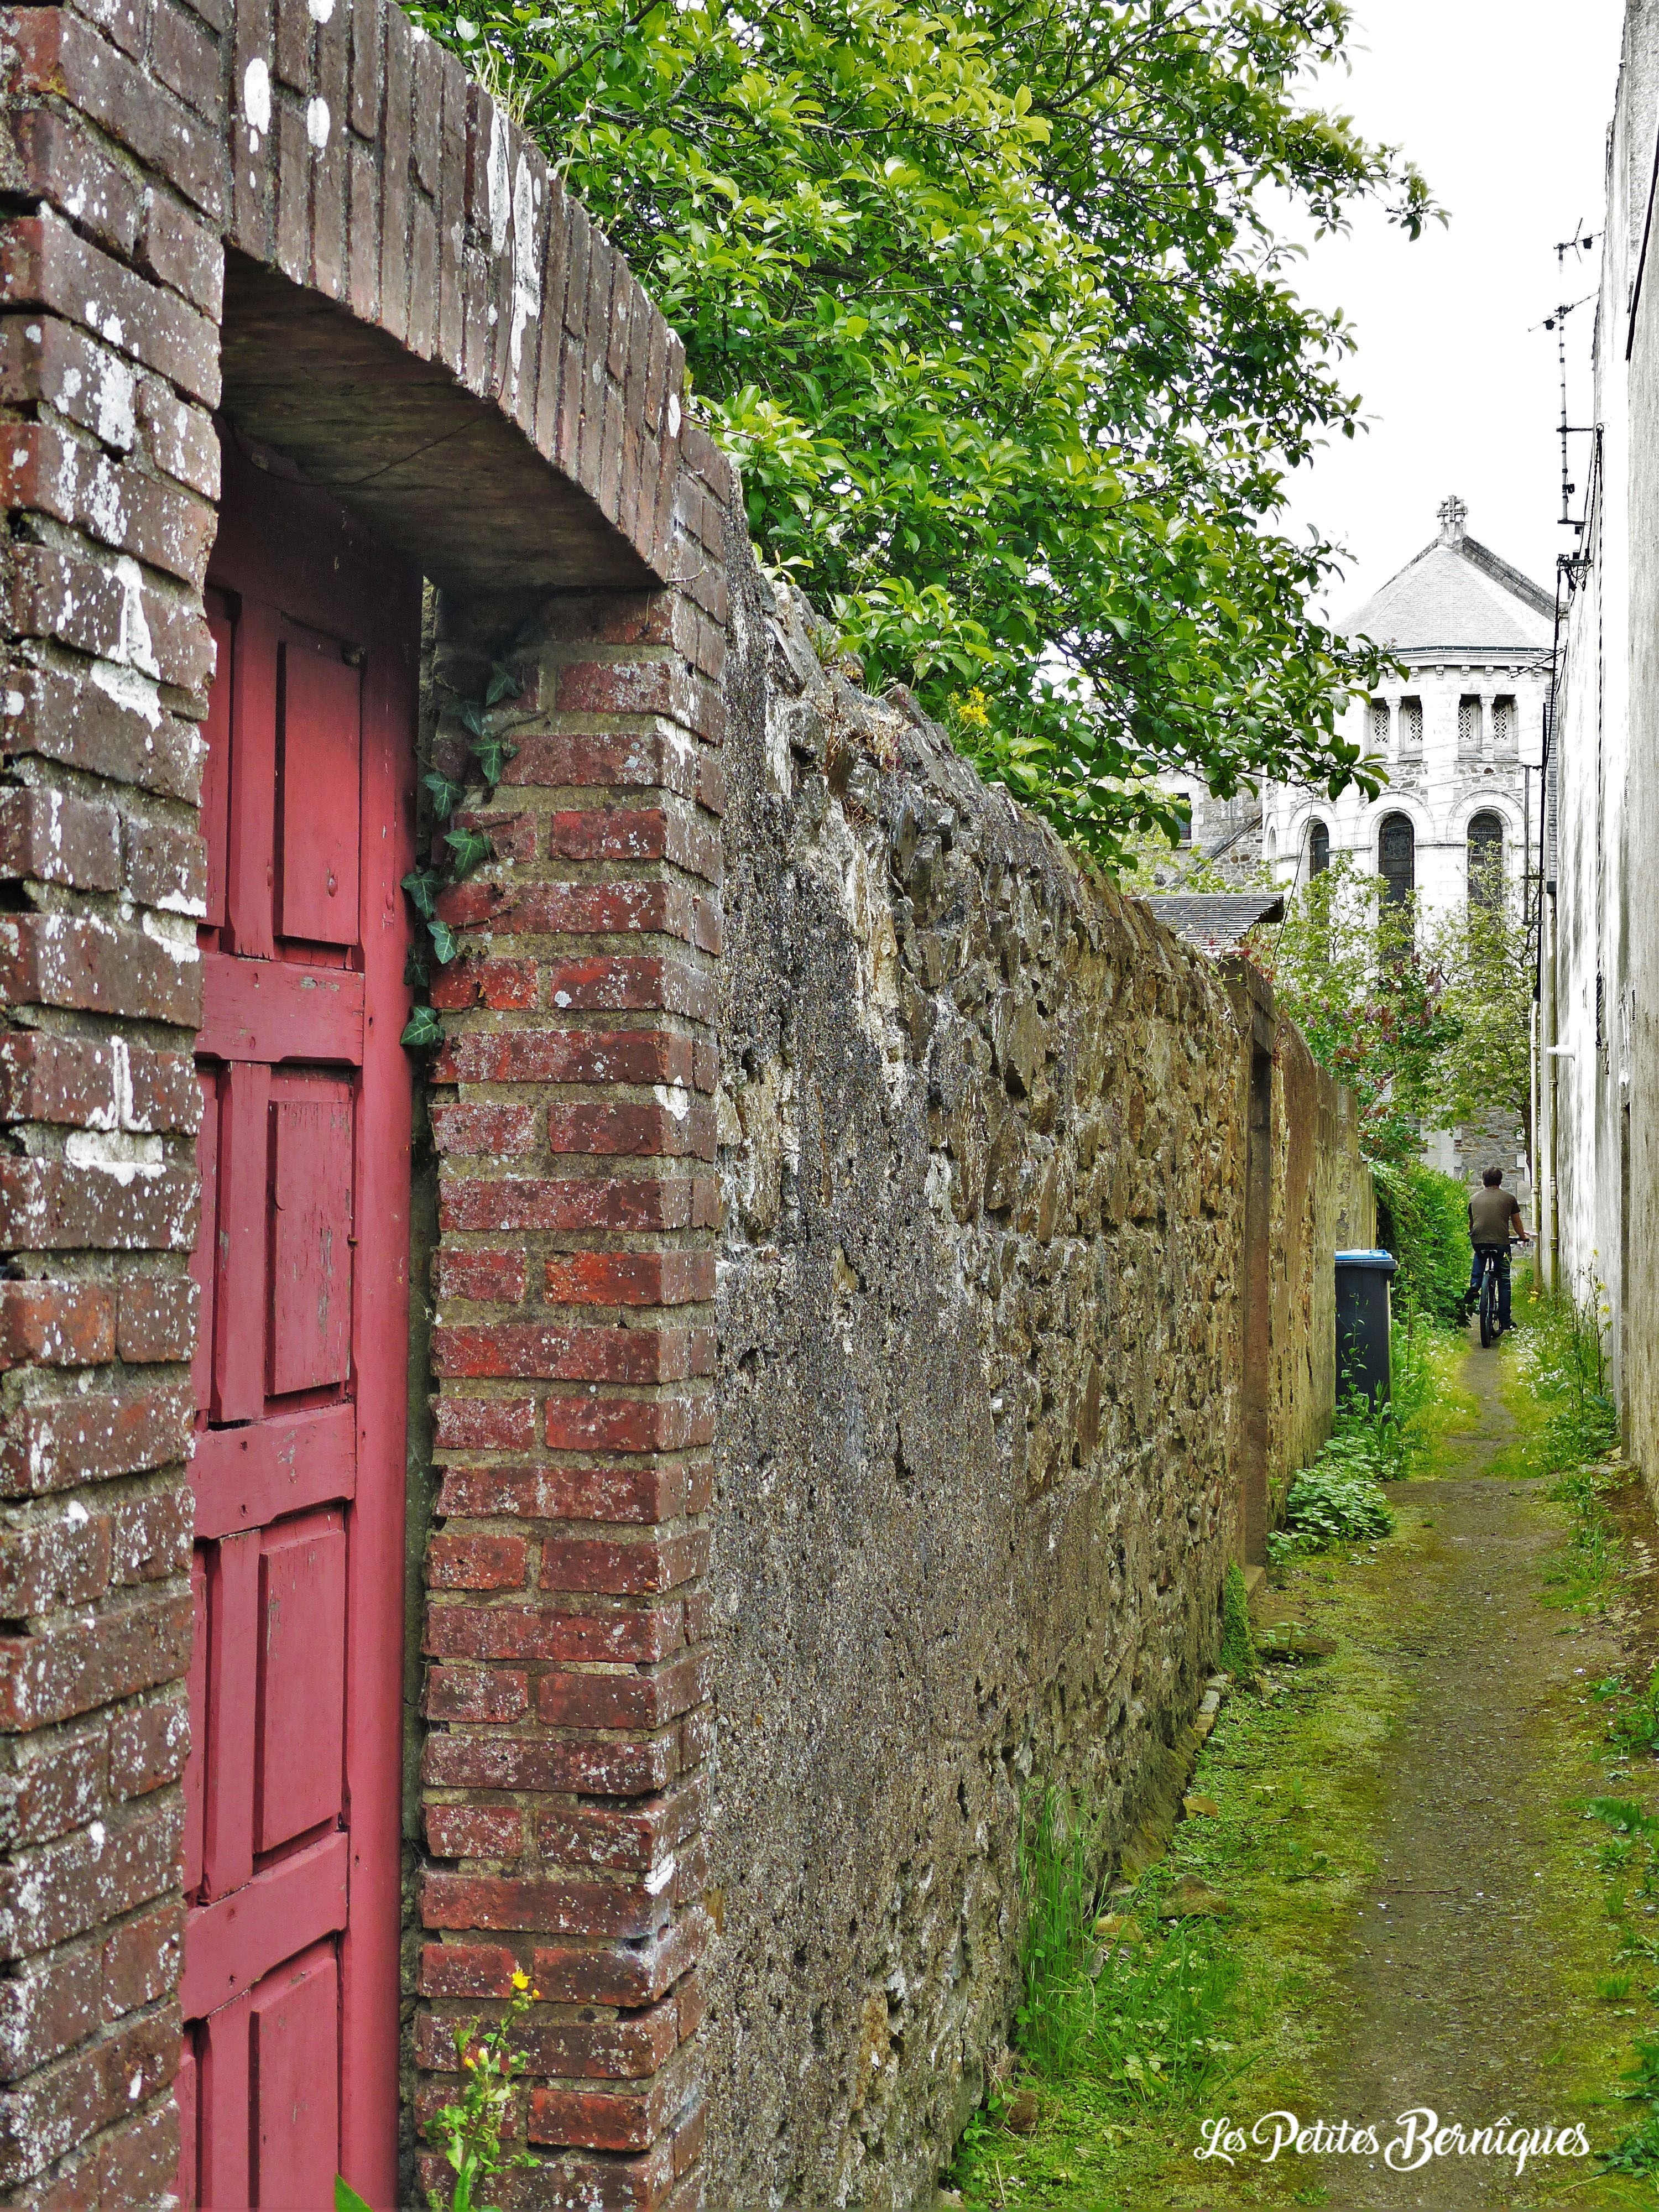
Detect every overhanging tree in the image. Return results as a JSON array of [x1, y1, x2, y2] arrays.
[[409, 0, 1435, 859]]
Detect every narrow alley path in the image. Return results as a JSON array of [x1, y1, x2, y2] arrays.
[[1312, 1337, 1633, 2208]]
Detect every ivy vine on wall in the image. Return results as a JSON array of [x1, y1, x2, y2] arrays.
[[399, 661, 521, 1051]]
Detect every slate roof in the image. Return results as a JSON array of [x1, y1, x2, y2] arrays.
[[1144, 892, 1285, 953], [1342, 534, 1553, 655]]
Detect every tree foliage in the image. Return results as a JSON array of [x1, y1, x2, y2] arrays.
[[1423, 857, 1535, 1145], [1248, 858, 1460, 1166], [407, 0, 1436, 858]]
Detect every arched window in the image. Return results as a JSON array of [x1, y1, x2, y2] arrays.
[[1379, 813, 1415, 905], [1368, 698, 1391, 753], [1399, 697, 1423, 755], [1468, 811, 1504, 906], [1308, 820, 1330, 877], [1458, 695, 1483, 755]]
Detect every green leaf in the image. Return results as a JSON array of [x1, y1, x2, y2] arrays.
[[484, 662, 522, 707], [400, 1003, 445, 1052], [427, 917, 462, 966], [424, 770, 467, 820], [335, 2183, 376, 2212], [469, 736, 518, 790], [404, 938, 431, 989], [445, 825, 494, 878], [401, 869, 443, 920]]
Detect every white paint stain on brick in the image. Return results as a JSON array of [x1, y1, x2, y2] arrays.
[[64, 1129, 165, 1182], [243, 57, 271, 134], [487, 109, 511, 257], [653, 1083, 691, 1123], [306, 97, 331, 152], [505, 153, 543, 392]]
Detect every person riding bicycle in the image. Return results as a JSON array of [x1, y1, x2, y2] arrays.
[[1465, 1165, 1531, 1334]]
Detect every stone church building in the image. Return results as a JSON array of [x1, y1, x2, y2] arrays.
[[1167, 497, 1550, 1198]]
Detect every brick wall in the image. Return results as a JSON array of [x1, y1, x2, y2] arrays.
[[412, 436, 730, 2209], [0, 0, 718, 2194]]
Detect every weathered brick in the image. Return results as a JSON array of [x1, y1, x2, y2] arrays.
[[1, 109, 143, 259], [534, 1648, 711, 1733], [0, 1794, 181, 1955], [545, 1100, 716, 1162], [0, 1997, 176, 2186], [8, 8, 225, 222], [426, 1532, 528, 1589], [8, 542, 214, 693], [432, 1324, 701, 1385], [421, 1871, 670, 1941], [0, 911, 200, 1026], [106, 1688, 187, 1799], [422, 1665, 527, 1724], [543, 1394, 712, 1455], [0, 1586, 192, 1729], [2, 662, 205, 805], [544, 1253, 713, 1308], [101, 1895, 181, 2016], [0, 1723, 106, 1851], [0, 208, 219, 403], [0, 1160, 199, 1254], [0, 420, 216, 586], [0, 1945, 101, 2078], [435, 1463, 706, 1526], [439, 1176, 703, 1236], [0, 1282, 115, 1371], [435, 1027, 698, 1089], [123, 816, 206, 915], [423, 1729, 676, 1799], [114, 1272, 196, 1363], [539, 1534, 708, 1598], [434, 1248, 527, 1304], [431, 1396, 536, 1453], [0, 1504, 113, 1614], [429, 1102, 539, 1157], [106, 1481, 189, 1585], [424, 1803, 522, 1860], [418, 1942, 517, 1999], [0, 789, 121, 894], [425, 1604, 681, 1666], [532, 1781, 703, 1875]]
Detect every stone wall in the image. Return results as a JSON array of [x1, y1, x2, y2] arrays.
[[701, 545, 1370, 2207]]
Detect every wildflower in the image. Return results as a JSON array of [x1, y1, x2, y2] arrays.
[[510, 1970, 530, 1991]]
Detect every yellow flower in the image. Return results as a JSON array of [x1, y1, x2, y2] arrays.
[[510, 1970, 530, 1991], [531, 1987, 542, 2000], [463, 2057, 477, 2070]]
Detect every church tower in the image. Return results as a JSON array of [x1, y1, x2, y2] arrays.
[[1261, 497, 1553, 1197]]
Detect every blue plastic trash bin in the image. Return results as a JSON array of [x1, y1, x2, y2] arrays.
[[1334, 1248, 1397, 1409]]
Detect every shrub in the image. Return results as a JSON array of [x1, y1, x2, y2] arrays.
[[1277, 1462, 1395, 1557], [1373, 1159, 1470, 1329]]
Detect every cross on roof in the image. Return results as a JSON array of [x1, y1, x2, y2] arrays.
[[1438, 493, 1468, 545]]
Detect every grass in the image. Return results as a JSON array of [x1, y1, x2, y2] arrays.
[[946, 1296, 1656, 2211]]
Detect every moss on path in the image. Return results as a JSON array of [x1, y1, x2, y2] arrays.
[[948, 1331, 1659, 2211]]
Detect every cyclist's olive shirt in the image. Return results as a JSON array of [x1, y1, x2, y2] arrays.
[[1468, 1186, 1522, 1245]]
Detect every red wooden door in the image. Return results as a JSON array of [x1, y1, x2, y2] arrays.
[[179, 434, 419, 2209]]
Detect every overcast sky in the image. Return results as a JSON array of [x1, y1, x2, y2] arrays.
[[1276, 0, 1627, 622]]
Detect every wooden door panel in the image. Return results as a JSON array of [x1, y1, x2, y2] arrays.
[[184, 1552, 208, 1895], [255, 1516, 346, 1851], [269, 1087, 354, 1396], [183, 433, 418, 2209], [202, 598, 233, 932], [211, 1062, 272, 1424], [189, 1071, 220, 1421], [279, 643, 362, 947]]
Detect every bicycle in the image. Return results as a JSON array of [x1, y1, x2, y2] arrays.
[[1473, 1235, 1530, 1348]]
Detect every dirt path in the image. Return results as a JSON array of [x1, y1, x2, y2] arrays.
[[1312, 1335, 1628, 2209]]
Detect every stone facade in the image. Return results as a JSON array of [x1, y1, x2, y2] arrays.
[[702, 573, 1371, 2205], [0, 0, 1374, 2200], [1538, 0, 1659, 1461]]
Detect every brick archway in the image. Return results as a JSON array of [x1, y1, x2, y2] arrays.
[[0, 4, 727, 2201]]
